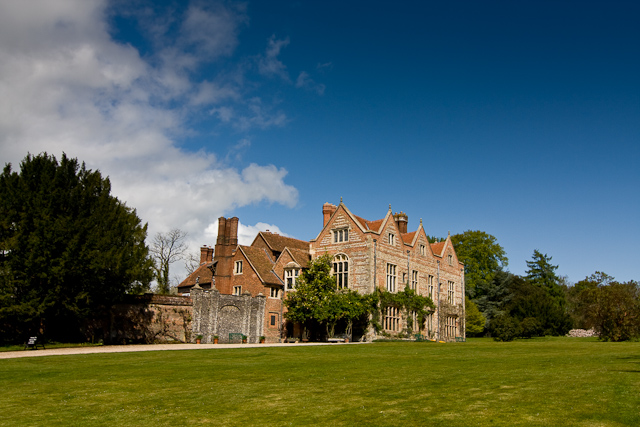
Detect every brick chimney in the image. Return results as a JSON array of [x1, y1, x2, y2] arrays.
[[214, 217, 239, 293], [323, 203, 337, 227], [394, 212, 408, 234], [200, 246, 213, 264]]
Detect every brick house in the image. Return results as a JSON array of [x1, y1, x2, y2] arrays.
[[178, 201, 465, 342]]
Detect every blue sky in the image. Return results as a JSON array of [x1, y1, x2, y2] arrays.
[[1, 1, 638, 284]]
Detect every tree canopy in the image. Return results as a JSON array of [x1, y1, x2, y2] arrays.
[[568, 273, 639, 341], [283, 254, 372, 339], [0, 153, 153, 343], [451, 230, 508, 297]]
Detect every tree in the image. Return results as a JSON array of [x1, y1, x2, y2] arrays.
[[567, 272, 614, 329], [570, 273, 640, 341], [507, 273, 572, 336], [525, 250, 564, 303], [284, 255, 374, 340], [451, 230, 508, 298], [590, 281, 639, 342], [473, 270, 514, 323], [150, 229, 188, 294], [0, 153, 153, 343], [465, 296, 486, 336], [184, 251, 202, 275]]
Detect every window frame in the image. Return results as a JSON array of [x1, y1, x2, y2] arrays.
[[234, 260, 243, 275], [448, 280, 455, 304], [384, 306, 400, 332], [386, 263, 397, 292], [270, 286, 281, 299], [285, 268, 299, 290], [333, 254, 349, 289], [333, 228, 349, 243]]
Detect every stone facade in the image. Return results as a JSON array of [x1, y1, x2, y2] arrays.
[[310, 203, 466, 341], [110, 294, 193, 344], [190, 285, 266, 343], [179, 201, 466, 342]]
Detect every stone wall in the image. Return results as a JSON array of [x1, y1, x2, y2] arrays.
[[191, 285, 266, 343], [110, 294, 193, 344]]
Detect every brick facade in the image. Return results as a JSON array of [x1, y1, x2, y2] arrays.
[[179, 201, 466, 342]]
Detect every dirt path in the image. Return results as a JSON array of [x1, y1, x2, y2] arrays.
[[0, 342, 363, 359]]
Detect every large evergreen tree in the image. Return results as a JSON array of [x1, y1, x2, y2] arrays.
[[0, 153, 154, 343], [525, 250, 564, 302], [520, 250, 571, 335]]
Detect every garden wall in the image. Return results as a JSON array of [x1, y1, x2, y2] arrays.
[[109, 294, 193, 344]]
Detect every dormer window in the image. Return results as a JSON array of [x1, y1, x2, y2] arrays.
[[234, 260, 243, 274], [333, 228, 349, 243], [285, 268, 300, 290]]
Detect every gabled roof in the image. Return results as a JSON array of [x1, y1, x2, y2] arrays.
[[178, 260, 216, 289], [402, 231, 417, 245], [239, 245, 281, 286], [283, 247, 311, 269], [255, 231, 309, 253], [353, 215, 385, 232], [430, 241, 446, 257]]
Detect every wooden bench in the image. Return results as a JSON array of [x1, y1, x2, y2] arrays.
[[24, 336, 45, 350], [327, 338, 345, 343]]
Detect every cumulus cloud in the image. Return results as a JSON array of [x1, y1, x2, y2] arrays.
[[0, 0, 299, 284], [203, 220, 289, 247]]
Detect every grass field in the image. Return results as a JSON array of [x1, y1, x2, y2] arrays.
[[0, 337, 638, 426]]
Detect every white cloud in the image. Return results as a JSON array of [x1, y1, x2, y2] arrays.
[[296, 71, 326, 95], [258, 35, 290, 80], [0, 0, 299, 282], [203, 220, 289, 247]]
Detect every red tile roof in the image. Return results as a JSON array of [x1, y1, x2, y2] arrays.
[[259, 232, 309, 252], [402, 231, 417, 245], [241, 246, 282, 286], [178, 261, 215, 289], [285, 247, 311, 269], [431, 242, 445, 257], [353, 214, 384, 232]]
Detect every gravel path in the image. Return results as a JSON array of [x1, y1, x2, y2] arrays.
[[0, 342, 363, 359]]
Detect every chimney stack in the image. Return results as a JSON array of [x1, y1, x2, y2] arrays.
[[394, 211, 408, 234], [214, 216, 239, 294], [323, 203, 337, 227]]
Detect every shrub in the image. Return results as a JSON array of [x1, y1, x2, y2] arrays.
[[520, 317, 544, 338], [491, 315, 521, 342]]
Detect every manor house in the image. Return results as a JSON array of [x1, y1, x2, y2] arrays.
[[178, 201, 465, 343]]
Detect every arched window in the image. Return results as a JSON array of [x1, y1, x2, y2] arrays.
[[333, 254, 349, 289]]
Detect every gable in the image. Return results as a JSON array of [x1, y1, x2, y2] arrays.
[[314, 203, 367, 245], [414, 224, 435, 258], [239, 246, 281, 286], [379, 211, 403, 247]]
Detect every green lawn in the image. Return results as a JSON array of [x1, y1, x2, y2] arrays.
[[1, 337, 638, 426]]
